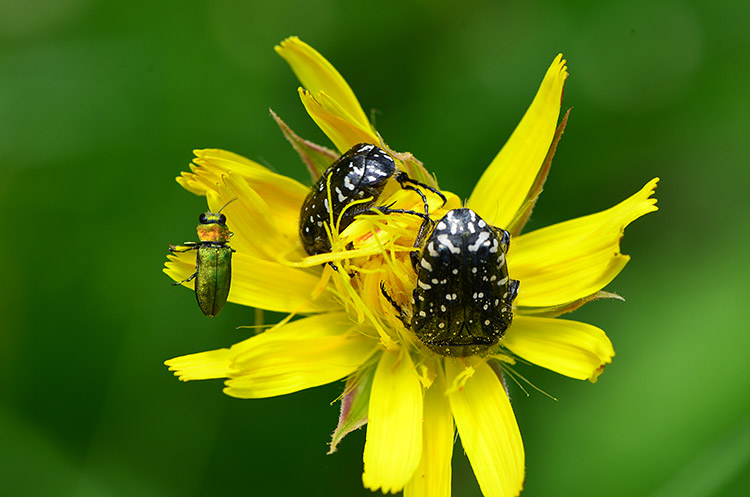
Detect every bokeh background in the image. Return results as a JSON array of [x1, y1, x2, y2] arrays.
[[2, 0, 749, 496]]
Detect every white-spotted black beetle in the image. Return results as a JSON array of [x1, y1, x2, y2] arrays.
[[299, 143, 446, 260], [382, 208, 519, 356]]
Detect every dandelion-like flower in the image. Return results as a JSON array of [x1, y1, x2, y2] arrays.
[[164, 37, 658, 497]]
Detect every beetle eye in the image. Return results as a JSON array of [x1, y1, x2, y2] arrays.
[[499, 229, 511, 252], [218, 214, 227, 224], [199, 213, 209, 224]]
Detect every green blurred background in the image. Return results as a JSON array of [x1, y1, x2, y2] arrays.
[[2, 0, 748, 496]]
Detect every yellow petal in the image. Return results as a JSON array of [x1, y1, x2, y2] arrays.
[[275, 36, 371, 131], [503, 315, 614, 382], [164, 251, 339, 313], [511, 178, 659, 307], [404, 367, 453, 497], [446, 359, 524, 497], [224, 313, 377, 398], [165, 348, 232, 381], [179, 154, 307, 246], [213, 172, 296, 259], [467, 54, 568, 228], [299, 88, 379, 153], [363, 351, 423, 493], [189, 148, 309, 233]]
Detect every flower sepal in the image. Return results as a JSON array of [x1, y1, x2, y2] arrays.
[[270, 108, 338, 180], [517, 290, 625, 318], [328, 364, 375, 454]]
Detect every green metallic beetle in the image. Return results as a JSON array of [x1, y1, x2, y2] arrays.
[[170, 200, 236, 317]]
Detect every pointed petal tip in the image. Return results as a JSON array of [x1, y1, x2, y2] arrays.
[[646, 177, 660, 207], [550, 53, 568, 82], [631, 177, 661, 215], [164, 349, 232, 382], [468, 53, 570, 227], [553, 52, 567, 69], [274, 35, 301, 54], [588, 359, 613, 383]]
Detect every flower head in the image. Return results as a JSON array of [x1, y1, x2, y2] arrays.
[[164, 37, 658, 497]]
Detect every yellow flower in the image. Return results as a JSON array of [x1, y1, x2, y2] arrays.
[[164, 37, 658, 497]]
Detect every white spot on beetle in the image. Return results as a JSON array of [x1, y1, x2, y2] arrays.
[[437, 234, 460, 254], [468, 231, 490, 252], [490, 238, 499, 253], [427, 242, 439, 257], [343, 176, 355, 190], [335, 187, 346, 202]]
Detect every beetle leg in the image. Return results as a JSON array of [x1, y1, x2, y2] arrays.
[[394, 171, 447, 206], [400, 183, 429, 216], [410, 215, 435, 270], [379, 282, 410, 328], [507, 279, 520, 303], [169, 242, 199, 253], [173, 270, 198, 286], [375, 206, 429, 221]]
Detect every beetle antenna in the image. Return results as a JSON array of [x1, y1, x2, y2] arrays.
[[217, 197, 239, 213]]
